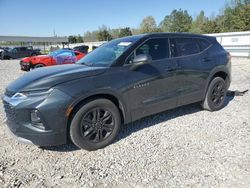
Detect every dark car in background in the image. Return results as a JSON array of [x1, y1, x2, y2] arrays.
[[1, 46, 41, 59], [73, 45, 89, 54], [2, 33, 231, 151], [0, 47, 10, 58]]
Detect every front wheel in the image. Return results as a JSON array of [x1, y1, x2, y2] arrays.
[[202, 77, 227, 111], [70, 99, 121, 151]]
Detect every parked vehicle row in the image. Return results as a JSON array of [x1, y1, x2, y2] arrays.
[[2, 33, 231, 151], [18, 45, 90, 71], [20, 49, 85, 71]]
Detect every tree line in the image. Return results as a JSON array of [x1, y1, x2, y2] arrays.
[[68, 0, 250, 43]]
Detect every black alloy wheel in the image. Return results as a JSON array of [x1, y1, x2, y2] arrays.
[[80, 108, 114, 143], [202, 77, 227, 111], [70, 99, 121, 150], [210, 81, 226, 107]]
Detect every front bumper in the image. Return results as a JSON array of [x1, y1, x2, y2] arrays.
[[2, 88, 73, 147], [20, 61, 31, 71]]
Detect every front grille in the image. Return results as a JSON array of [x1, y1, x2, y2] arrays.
[[2, 99, 18, 130], [4, 89, 15, 97]]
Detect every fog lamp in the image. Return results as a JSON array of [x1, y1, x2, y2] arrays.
[[31, 110, 41, 123], [31, 110, 45, 130]]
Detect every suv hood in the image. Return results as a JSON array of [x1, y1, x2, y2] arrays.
[[7, 64, 107, 93]]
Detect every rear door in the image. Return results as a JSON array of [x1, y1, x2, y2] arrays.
[[124, 37, 179, 120], [19, 47, 29, 58], [170, 37, 212, 106]]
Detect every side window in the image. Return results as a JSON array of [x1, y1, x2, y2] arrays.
[[56, 52, 73, 57], [197, 39, 211, 51], [173, 38, 200, 57], [12, 48, 18, 53], [135, 38, 169, 61], [20, 47, 27, 51]]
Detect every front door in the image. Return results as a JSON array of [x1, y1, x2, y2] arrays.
[[124, 38, 179, 121]]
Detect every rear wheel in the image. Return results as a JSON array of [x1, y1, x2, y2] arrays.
[[202, 77, 227, 111], [34, 64, 44, 69], [70, 99, 121, 151]]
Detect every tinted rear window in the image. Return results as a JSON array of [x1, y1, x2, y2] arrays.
[[170, 38, 200, 57], [20, 47, 27, 51], [197, 38, 211, 51]]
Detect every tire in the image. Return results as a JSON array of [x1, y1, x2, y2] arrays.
[[202, 77, 227, 111], [3, 56, 10, 60], [70, 99, 121, 151], [34, 64, 44, 69]]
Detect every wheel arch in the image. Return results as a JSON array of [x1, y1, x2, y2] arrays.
[[203, 67, 230, 99], [66, 92, 129, 137], [212, 71, 230, 88]]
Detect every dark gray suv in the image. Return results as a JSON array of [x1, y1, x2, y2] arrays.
[[2, 33, 231, 150]]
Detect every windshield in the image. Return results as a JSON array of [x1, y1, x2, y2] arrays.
[[77, 36, 142, 67], [49, 50, 72, 57]]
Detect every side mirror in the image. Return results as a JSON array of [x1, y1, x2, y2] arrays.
[[130, 54, 152, 71]]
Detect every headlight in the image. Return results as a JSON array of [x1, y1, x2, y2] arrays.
[[10, 88, 53, 101], [19, 88, 54, 98], [11, 92, 27, 100]]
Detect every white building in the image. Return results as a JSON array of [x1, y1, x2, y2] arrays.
[[206, 31, 250, 58]]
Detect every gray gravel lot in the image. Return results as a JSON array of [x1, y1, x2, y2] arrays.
[[0, 58, 249, 188]]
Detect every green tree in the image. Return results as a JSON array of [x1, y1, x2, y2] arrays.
[[76, 34, 84, 43], [190, 11, 208, 34], [118, 27, 132, 37], [160, 9, 192, 32], [83, 31, 99, 42], [110, 29, 120, 39], [201, 19, 221, 33], [140, 16, 158, 33], [131, 28, 141, 35], [222, 3, 250, 32], [68, 35, 77, 43], [97, 25, 112, 41]]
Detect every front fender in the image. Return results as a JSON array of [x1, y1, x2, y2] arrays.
[[68, 88, 130, 124]]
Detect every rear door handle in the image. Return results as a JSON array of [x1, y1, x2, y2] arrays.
[[203, 58, 211, 62]]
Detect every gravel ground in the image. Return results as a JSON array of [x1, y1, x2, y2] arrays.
[[0, 58, 249, 188]]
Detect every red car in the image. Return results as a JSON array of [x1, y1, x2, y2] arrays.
[[20, 49, 85, 71]]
